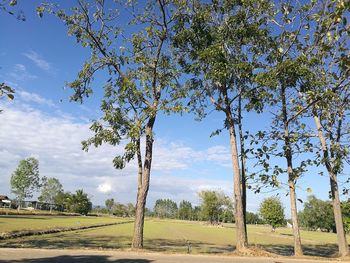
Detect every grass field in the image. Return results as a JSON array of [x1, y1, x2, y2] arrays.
[[0, 215, 126, 234], [1, 217, 349, 258]]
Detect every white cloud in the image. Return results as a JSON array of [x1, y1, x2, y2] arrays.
[[97, 182, 112, 193], [17, 90, 55, 107], [9, 64, 37, 81], [23, 51, 51, 72], [0, 103, 256, 209]]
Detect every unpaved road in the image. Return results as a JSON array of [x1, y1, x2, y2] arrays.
[[0, 248, 346, 263]]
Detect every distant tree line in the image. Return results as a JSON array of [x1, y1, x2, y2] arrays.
[[10, 157, 92, 215], [299, 195, 350, 233]]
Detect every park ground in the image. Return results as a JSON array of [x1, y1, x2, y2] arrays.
[[1, 215, 350, 262]]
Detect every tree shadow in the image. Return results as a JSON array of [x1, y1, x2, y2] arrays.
[[1, 235, 235, 254], [262, 243, 340, 257], [143, 238, 233, 254], [0, 255, 153, 263], [0, 235, 132, 250], [0, 215, 49, 220]]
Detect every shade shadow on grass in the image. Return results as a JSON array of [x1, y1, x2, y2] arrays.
[[0, 235, 132, 250], [1, 235, 234, 255], [262, 243, 340, 257], [0, 216, 49, 220], [0, 255, 153, 263], [143, 238, 234, 254]]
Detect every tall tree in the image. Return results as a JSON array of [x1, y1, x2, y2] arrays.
[[198, 190, 230, 224], [10, 157, 41, 208], [105, 198, 114, 212], [259, 197, 285, 231], [154, 199, 178, 219], [173, 0, 274, 251], [250, 2, 324, 255], [40, 0, 181, 249], [38, 177, 63, 211], [299, 0, 350, 256], [178, 200, 192, 220], [68, 189, 92, 215], [299, 196, 335, 232]]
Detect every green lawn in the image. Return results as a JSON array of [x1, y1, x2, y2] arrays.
[[0, 215, 126, 234], [1, 218, 348, 257]]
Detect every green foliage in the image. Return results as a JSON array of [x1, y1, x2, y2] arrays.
[[0, 83, 15, 113], [178, 200, 193, 220], [39, 0, 183, 169], [154, 199, 178, 219], [341, 200, 350, 233], [198, 190, 231, 223], [10, 157, 41, 203], [246, 211, 262, 224], [105, 198, 114, 212], [110, 202, 135, 217], [0, 0, 25, 21], [38, 177, 63, 204], [299, 195, 335, 232], [173, 0, 275, 118], [259, 197, 285, 230], [61, 190, 92, 215]]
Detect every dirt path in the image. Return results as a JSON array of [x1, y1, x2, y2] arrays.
[[0, 248, 345, 263]]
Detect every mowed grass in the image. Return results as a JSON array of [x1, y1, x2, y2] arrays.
[[0, 215, 127, 234], [1, 218, 349, 257]]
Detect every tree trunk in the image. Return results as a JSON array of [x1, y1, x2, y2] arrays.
[[313, 113, 349, 257], [132, 116, 156, 249], [226, 110, 248, 251], [238, 94, 247, 235], [281, 86, 303, 256]]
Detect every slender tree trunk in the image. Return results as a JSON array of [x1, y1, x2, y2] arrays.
[[313, 113, 349, 257], [226, 109, 248, 251], [132, 116, 156, 249], [281, 86, 303, 256], [238, 94, 247, 235]]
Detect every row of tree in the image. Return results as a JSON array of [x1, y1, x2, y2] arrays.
[[10, 157, 92, 215], [3, 0, 350, 256]]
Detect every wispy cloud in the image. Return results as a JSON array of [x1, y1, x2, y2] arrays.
[[17, 90, 55, 107], [0, 105, 237, 207], [23, 51, 51, 72], [9, 64, 37, 81]]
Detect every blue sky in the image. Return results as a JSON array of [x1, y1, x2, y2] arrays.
[[0, 1, 341, 216]]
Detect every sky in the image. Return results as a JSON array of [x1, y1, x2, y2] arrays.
[[0, 1, 342, 216]]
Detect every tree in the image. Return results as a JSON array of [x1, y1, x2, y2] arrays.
[[10, 157, 41, 208], [246, 212, 262, 225], [178, 200, 192, 220], [125, 203, 135, 217], [40, 0, 182, 249], [112, 203, 126, 217], [38, 177, 63, 211], [67, 189, 92, 215], [173, 0, 274, 251], [299, 196, 335, 232], [249, 2, 323, 255], [105, 198, 114, 213], [296, 0, 350, 256], [192, 206, 201, 221], [198, 190, 230, 224], [154, 199, 178, 219], [259, 197, 285, 231], [54, 191, 72, 211]]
